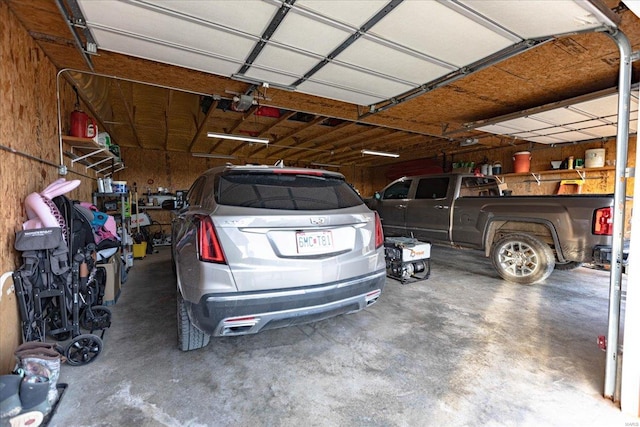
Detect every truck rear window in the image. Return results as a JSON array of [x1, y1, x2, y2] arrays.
[[216, 173, 363, 210]]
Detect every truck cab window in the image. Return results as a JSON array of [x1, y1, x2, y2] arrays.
[[382, 180, 412, 200], [460, 177, 499, 197], [416, 177, 449, 199]]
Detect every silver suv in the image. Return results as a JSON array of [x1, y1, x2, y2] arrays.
[[170, 164, 386, 350]]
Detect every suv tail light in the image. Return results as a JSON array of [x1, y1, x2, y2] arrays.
[[374, 212, 384, 248], [593, 207, 613, 236], [197, 215, 226, 263]]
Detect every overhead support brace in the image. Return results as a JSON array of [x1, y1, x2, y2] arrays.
[[55, 0, 95, 72]]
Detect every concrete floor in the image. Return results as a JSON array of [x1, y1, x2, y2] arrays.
[[50, 245, 635, 427]]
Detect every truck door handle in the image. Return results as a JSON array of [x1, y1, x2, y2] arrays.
[[434, 205, 449, 210]]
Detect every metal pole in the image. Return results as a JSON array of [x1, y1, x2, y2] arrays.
[[604, 29, 631, 400]]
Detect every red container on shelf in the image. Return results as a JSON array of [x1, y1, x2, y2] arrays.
[[70, 109, 97, 138], [513, 151, 531, 173]]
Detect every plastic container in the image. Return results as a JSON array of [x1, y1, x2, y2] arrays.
[[133, 242, 147, 259], [585, 148, 605, 168], [492, 161, 502, 175], [97, 132, 111, 147], [112, 181, 127, 193], [513, 151, 531, 173]]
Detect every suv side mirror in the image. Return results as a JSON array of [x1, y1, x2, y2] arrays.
[[374, 192, 381, 200]]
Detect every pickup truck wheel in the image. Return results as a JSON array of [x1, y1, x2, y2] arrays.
[[491, 233, 555, 285], [554, 261, 583, 271], [177, 291, 210, 351]]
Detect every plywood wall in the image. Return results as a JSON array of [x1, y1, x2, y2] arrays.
[[0, 3, 95, 374], [369, 137, 636, 198]]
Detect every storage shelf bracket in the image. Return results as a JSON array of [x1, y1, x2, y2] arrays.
[[531, 173, 541, 185], [85, 156, 112, 171], [70, 147, 106, 164], [576, 170, 586, 180], [494, 175, 504, 184]]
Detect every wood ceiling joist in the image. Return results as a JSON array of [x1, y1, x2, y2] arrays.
[[227, 110, 296, 155], [206, 104, 259, 153], [115, 79, 142, 148], [249, 116, 327, 157], [188, 99, 219, 152]]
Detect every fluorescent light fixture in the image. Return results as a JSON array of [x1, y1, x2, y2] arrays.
[[310, 162, 341, 168], [207, 132, 270, 144], [361, 149, 399, 158], [192, 153, 236, 159]]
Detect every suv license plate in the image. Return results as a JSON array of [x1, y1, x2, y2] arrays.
[[296, 231, 334, 254]]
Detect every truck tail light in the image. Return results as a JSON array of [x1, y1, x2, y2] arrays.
[[197, 215, 226, 264], [375, 212, 384, 249], [593, 207, 613, 236]]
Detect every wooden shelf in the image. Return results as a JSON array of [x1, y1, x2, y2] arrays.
[[494, 166, 615, 181], [61, 135, 124, 175], [495, 166, 615, 179]]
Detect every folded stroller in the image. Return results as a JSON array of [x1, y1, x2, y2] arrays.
[[12, 195, 113, 366]]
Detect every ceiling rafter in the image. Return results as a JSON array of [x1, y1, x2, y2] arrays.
[[188, 99, 219, 152], [207, 104, 259, 153], [227, 110, 297, 155], [249, 116, 327, 157], [114, 79, 142, 148], [164, 89, 172, 150], [270, 121, 362, 158], [301, 127, 393, 164]]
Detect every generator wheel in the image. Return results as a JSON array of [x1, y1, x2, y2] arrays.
[[65, 334, 103, 366]]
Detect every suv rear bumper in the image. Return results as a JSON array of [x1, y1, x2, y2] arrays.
[[187, 270, 386, 336]]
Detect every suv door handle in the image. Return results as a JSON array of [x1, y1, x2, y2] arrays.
[[395, 205, 407, 209], [434, 205, 449, 210]]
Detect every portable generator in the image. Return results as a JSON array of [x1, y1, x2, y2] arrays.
[[384, 237, 431, 284]]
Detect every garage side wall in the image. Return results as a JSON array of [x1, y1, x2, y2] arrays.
[[0, 2, 94, 374]]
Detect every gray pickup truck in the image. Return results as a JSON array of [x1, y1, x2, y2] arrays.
[[368, 173, 619, 284]]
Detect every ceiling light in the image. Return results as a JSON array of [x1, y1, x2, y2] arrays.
[[460, 138, 479, 147], [310, 162, 341, 168], [207, 132, 269, 144], [192, 153, 236, 159], [361, 149, 399, 158]]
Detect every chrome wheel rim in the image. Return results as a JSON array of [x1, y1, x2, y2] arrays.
[[497, 240, 539, 278]]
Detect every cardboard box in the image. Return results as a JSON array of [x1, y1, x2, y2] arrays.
[[97, 254, 121, 305]]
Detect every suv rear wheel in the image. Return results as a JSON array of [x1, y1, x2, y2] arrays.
[[491, 233, 555, 285], [177, 291, 210, 351]]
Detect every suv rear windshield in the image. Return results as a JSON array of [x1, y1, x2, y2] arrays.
[[216, 172, 363, 210]]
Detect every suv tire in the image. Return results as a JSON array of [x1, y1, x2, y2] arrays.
[[177, 291, 210, 351]]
